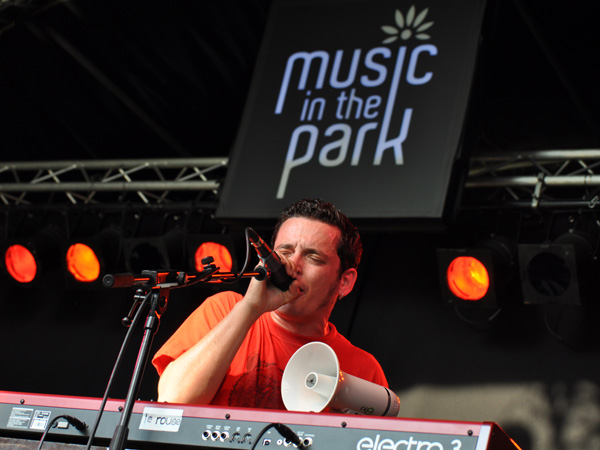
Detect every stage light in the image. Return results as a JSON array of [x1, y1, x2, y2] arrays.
[[64, 228, 123, 287], [122, 233, 236, 276], [124, 237, 170, 274], [4, 244, 37, 283], [518, 231, 595, 305], [437, 236, 517, 311], [66, 243, 101, 282], [1, 225, 65, 287], [193, 241, 233, 272], [446, 255, 489, 301], [438, 249, 497, 308], [186, 235, 236, 273]]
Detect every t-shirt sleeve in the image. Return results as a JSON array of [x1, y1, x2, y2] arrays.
[[342, 348, 389, 387], [151, 291, 242, 376], [361, 353, 389, 388], [328, 333, 389, 388]]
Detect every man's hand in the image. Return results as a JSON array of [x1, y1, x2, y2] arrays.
[[243, 252, 301, 315]]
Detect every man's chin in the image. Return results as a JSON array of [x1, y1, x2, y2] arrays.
[[276, 302, 299, 315], [274, 302, 305, 322]]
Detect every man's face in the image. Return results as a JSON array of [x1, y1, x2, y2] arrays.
[[272, 217, 355, 326]]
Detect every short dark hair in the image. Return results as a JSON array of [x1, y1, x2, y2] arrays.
[[272, 198, 362, 273]]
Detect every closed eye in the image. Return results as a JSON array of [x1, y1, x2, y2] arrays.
[[276, 245, 294, 257], [306, 251, 326, 264]]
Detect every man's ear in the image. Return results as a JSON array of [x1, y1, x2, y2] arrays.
[[338, 268, 358, 299]]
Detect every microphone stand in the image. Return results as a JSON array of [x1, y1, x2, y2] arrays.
[[108, 284, 164, 450], [103, 263, 267, 450]]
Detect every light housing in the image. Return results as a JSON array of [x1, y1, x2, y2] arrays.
[[438, 248, 499, 309], [123, 237, 170, 274], [437, 235, 517, 326], [518, 231, 595, 306]]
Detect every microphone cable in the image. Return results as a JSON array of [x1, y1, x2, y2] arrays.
[[36, 414, 88, 450], [217, 227, 267, 285], [219, 228, 253, 284]]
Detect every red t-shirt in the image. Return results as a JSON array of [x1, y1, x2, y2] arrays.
[[152, 291, 388, 409]]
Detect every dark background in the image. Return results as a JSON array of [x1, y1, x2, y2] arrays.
[[2, 0, 599, 163], [1, 1, 600, 449]]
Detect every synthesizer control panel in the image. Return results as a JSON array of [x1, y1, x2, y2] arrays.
[[0, 391, 520, 450]]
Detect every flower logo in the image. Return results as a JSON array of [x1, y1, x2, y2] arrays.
[[381, 6, 434, 43]]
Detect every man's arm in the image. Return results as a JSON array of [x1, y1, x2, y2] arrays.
[[157, 297, 261, 404], [157, 265, 300, 404]]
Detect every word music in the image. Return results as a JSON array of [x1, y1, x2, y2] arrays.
[[275, 44, 437, 198]]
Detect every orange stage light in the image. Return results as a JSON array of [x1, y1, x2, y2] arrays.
[[194, 241, 233, 272], [66, 243, 101, 282], [437, 239, 516, 312], [5, 244, 37, 283], [446, 256, 490, 301]]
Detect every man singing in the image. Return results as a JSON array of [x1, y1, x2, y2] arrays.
[[152, 198, 387, 409]]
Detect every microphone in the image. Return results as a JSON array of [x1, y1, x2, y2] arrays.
[[247, 228, 293, 291]]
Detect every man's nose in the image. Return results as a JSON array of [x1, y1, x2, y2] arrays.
[[287, 252, 303, 272]]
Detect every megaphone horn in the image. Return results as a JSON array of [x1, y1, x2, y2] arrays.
[[281, 342, 400, 417]]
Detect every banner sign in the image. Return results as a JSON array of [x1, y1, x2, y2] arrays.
[[216, 0, 486, 222]]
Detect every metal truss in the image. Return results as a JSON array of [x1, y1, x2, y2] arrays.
[[0, 158, 228, 209], [464, 149, 600, 210], [2, 150, 600, 212]]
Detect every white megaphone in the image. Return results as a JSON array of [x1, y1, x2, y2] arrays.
[[281, 342, 400, 416]]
